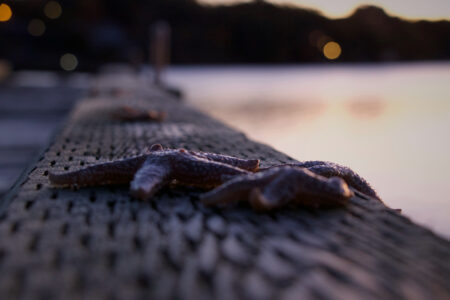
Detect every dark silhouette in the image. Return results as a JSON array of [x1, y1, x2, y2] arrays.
[[1, 0, 449, 70]]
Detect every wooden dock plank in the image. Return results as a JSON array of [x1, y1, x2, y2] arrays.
[[0, 85, 83, 197], [0, 76, 448, 300]]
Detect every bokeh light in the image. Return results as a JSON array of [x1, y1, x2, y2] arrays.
[[44, 1, 62, 19], [0, 3, 12, 22], [60, 53, 78, 71], [28, 19, 46, 37], [323, 41, 342, 60], [316, 35, 331, 50], [0, 59, 12, 81]]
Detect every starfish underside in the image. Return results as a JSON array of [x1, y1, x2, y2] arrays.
[[49, 144, 260, 200]]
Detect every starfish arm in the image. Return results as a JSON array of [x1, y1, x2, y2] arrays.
[[171, 153, 251, 188], [251, 168, 353, 210], [149, 144, 163, 151], [189, 151, 260, 172], [49, 156, 147, 188], [258, 161, 328, 171], [129, 160, 171, 200], [249, 170, 297, 210], [201, 178, 253, 206], [294, 161, 328, 168], [306, 163, 380, 199], [201, 168, 280, 206]]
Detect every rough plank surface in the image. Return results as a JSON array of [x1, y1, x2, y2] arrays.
[[0, 80, 449, 300], [0, 86, 84, 197]]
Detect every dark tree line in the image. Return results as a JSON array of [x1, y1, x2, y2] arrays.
[[1, 0, 449, 70]]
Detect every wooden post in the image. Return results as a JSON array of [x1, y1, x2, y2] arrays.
[[150, 21, 171, 86]]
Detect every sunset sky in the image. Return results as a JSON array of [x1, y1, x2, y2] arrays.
[[199, 0, 450, 21]]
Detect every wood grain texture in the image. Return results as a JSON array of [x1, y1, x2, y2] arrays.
[[0, 79, 448, 300]]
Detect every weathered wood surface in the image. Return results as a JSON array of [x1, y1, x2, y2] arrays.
[[0, 75, 449, 300], [0, 85, 84, 197]]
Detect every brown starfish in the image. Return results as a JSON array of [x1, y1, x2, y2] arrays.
[[112, 105, 166, 122], [49, 144, 259, 200], [261, 161, 379, 200], [201, 166, 354, 211], [201, 161, 379, 210]]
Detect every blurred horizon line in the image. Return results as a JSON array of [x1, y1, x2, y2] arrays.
[[2, 0, 449, 71], [198, 0, 450, 22]]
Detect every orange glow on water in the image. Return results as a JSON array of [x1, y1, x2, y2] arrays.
[[0, 4, 12, 22], [323, 41, 342, 60]]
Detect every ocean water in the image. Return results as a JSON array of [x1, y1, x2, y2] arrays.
[[166, 63, 450, 238]]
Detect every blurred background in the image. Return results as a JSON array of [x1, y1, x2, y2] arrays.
[[0, 0, 449, 236]]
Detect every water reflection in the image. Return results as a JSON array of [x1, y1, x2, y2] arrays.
[[346, 97, 385, 118], [168, 63, 450, 238], [208, 101, 324, 131]]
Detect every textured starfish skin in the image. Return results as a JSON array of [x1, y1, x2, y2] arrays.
[[260, 161, 379, 200], [49, 144, 260, 200], [201, 166, 354, 211], [49, 155, 147, 188], [112, 106, 166, 122]]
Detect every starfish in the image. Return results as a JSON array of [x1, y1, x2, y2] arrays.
[[201, 166, 353, 210], [49, 144, 260, 200], [201, 161, 379, 211], [112, 105, 166, 122], [262, 161, 379, 199]]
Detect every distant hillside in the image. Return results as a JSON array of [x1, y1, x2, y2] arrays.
[[1, 0, 449, 70]]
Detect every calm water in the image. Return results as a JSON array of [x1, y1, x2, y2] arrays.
[[167, 63, 450, 238]]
